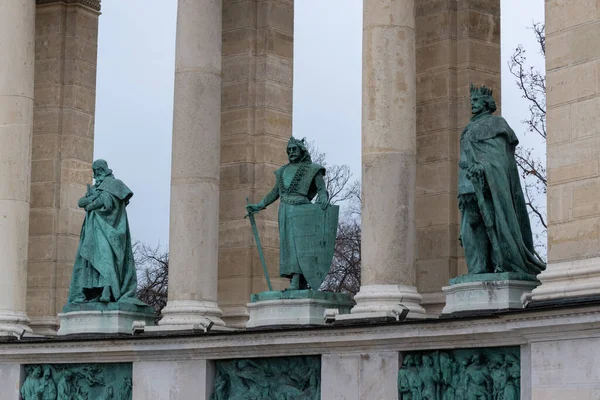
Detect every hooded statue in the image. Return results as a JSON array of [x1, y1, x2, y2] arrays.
[[458, 85, 545, 277], [66, 160, 147, 306]]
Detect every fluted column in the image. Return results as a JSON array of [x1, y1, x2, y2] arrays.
[[160, 0, 225, 327], [352, 0, 425, 318], [0, 0, 35, 335]]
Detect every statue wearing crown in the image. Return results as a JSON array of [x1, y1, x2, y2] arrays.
[[457, 85, 545, 277], [246, 137, 339, 291]]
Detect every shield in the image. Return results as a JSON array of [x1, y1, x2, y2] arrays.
[[289, 204, 340, 290]]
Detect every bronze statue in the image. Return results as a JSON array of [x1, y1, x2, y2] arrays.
[[458, 84, 545, 277], [246, 137, 338, 290], [66, 160, 147, 307]]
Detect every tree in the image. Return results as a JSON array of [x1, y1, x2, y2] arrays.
[[306, 141, 362, 295], [134, 242, 169, 321], [508, 22, 547, 258], [320, 191, 362, 295]]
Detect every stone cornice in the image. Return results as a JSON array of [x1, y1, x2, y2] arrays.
[[36, 0, 101, 12], [2, 304, 600, 364]]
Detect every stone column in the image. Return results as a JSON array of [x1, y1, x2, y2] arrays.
[[352, 0, 425, 318], [0, 0, 36, 335], [159, 0, 225, 327], [531, 0, 600, 303], [414, 0, 501, 315], [219, 0, 293, 327], [27, 0, 101, 336]]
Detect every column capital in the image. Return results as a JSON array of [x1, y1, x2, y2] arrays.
[[36, 0, 101, 12]]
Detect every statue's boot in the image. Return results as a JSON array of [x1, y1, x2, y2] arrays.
[[99, 286, 111, 303], [289, 274, 300, 290]]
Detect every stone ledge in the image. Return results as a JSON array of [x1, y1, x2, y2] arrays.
[[532, 256, 600, 302], [2, 303, 600, 363]]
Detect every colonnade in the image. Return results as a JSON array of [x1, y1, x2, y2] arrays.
[[159, 0, 425, 329], [0, 0, 597, 334]]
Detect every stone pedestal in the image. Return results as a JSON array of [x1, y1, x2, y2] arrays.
[[442, 273, 539, 315], [57, 303, 155, 335], [246, 290, 353, 328]]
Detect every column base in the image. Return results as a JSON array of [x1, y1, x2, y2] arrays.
[[350, 284, 426, 319], [0, 310, 32, 337], [531, 257, 600, 303], [159, 300, 225, 328], [29, 316, 59, 336], [221, 305, 250, 328]]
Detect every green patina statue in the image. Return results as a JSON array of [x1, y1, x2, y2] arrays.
[[458, 85, 545, 278], [66, 160, 147, 307], [398, 347, 520, 400], [211, 356, 321, 400], [246, 137, 339, 291], [21, 363, 132, 400]]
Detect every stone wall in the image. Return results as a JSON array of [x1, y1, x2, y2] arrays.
[[219, 0, 294, 327], [545, 0, 600, 264], [27, 2, 100, 335], [531, 336, 600, 399], [415, 0, 501, 314]]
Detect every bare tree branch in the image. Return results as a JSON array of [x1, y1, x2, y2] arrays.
[[508, 22, 547, 256], [134, 242, 169, 322]]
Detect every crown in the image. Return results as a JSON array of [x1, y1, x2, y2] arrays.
[[470, 83, 493, 97], [288, 136, 306, 146]]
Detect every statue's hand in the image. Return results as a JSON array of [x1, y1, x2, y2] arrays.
[[245, 204, 263, 215], [466, 163, 484, 180], [315, 197, 328, 210]]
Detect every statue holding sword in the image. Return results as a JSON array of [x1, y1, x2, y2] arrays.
[[245, 137, 339, 291]]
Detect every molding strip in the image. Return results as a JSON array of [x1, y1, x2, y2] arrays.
[[36, 0, 101, 11]]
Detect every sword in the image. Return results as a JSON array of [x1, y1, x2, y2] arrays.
[[245, 197, 273, 291]]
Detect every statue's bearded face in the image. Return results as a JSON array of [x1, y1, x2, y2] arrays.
[[93, 167, 108, 183], [470, 95, 487, 115], [287, 143, 302, 163]]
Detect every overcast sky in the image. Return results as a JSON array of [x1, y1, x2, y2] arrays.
[[94, 0, 546, 249]]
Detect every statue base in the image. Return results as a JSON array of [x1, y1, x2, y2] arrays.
[[246, 290, 354, 328], [442, 273, 539, 315], [57, 302, 155, 336]]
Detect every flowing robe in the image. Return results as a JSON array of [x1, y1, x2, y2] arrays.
[[67, 176, 145, 305], [458, 111, 545, 276]]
